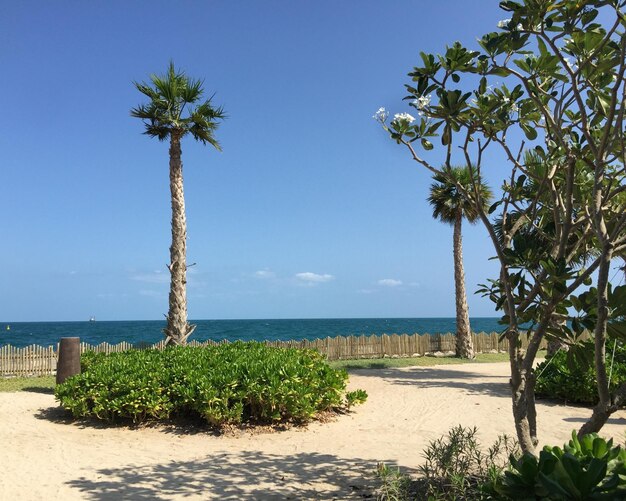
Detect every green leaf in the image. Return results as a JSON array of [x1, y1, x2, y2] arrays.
[[521, 123, 538, 140], [441, 124, 451, 145]]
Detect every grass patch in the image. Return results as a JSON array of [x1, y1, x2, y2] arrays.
[[0, 376, 55, 393], [330, 351, 536, 370]]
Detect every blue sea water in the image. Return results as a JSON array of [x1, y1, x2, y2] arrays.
[[0, 318, 504, 348]]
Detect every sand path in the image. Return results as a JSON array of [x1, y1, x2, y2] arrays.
[[1, 362, 625, 500]]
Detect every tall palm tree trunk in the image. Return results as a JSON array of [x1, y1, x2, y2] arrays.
[[163, 131, 196, 346], [453, 211, 474, 358]]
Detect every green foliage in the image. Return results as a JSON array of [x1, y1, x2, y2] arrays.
[[131, 61, 225, 147], [376, 463, 411, 501], [378, 0, 626, 355], [376, 428, 626, 500], [497, 431, 626, 499], [428, 166, 493, 225], [566, 285, 626, 343], [79, 350, 106, 373], [345, 389, 367, 408], [417, 426, 519, 500], [536, 341, 626, 405], [55, 342, 366, 427]]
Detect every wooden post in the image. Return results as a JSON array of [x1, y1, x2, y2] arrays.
[[56, 337, 81, 384]]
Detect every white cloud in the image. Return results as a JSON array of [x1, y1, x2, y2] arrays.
[[378, 278, 402, 287], [357, 288, 376, 294], [295, 272, 335, 284], [254, 269, 275, 279], [139, 289, 164, 298]]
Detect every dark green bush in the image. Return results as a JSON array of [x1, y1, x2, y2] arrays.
[[535, 341, 626, 405], [496, 431, 626, 499], [56, 342, 366, 427]]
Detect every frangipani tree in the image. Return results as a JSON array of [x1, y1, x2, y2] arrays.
[[375, 0, 626, 455], [131, 62, 225, 346]]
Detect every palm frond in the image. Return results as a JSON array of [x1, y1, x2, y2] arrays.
[[181, 78, 203, 103], [428, 166, 492, 225], [131, 61, 225, 148], [144, 123, 171, 141]]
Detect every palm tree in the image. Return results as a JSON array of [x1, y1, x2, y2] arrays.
[[131, 62, 225, 346], [428, 166, 492, 359]]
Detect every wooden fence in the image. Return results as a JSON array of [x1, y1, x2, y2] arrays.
[[0, 332, 546, 377]]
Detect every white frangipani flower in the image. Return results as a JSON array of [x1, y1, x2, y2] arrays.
[[412, 94, 431, 110], [392, 112, 416, 124], [498, 18, 522, 30], [372, 107, 389, 122]]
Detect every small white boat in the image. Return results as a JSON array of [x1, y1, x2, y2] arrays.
[[89, 316, 96, 322]]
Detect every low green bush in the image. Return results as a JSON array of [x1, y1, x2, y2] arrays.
[[376, 428, 626, 500], [496, 431, 626, 499], [56, 342, 366, 427], [535, 341, 626, 405], [376, 462, 411, 501], [417, 426, 519, 500], [376, 426, 519, 500]]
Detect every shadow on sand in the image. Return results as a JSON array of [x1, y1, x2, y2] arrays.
[[64, 451, 381, 500], [21, 386, 55, 395], [34, 405, 250, 436], [350, 366, 511, 399]]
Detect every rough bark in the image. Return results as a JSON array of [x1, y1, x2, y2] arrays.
[[163, 131, 196, 346], [453, 212, 475, 359], [508, 338, 538, 455], [578, 249, 615, 436]]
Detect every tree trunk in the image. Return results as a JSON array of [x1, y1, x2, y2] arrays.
[[508, 338, 538, 455], [453, 212, 474, 358], [579, 248, 615, 436], [163, 131, 196, 346]]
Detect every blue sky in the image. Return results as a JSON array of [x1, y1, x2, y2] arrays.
[[1, 0, 514, 322]]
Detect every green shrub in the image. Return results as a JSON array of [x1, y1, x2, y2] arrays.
[[376, 462, 411, 501], [496, 431, 626, 499], [55, 342, 366, 427], [535, 341, 626, 405], [416, 426, 518, 500], [79, 350, 107, 373], [377, 426, 518, 500]]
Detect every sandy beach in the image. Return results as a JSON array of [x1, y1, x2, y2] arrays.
[[2, 362, 625, 500]]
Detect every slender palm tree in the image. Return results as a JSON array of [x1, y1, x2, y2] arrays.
[[131, 62, 225, 346], [428, 166, 492, 359]]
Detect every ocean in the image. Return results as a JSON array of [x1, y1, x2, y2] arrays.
[[0, 318, 504, 348]]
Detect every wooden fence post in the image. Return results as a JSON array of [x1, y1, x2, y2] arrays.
[[56, 337, 81, 384]]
